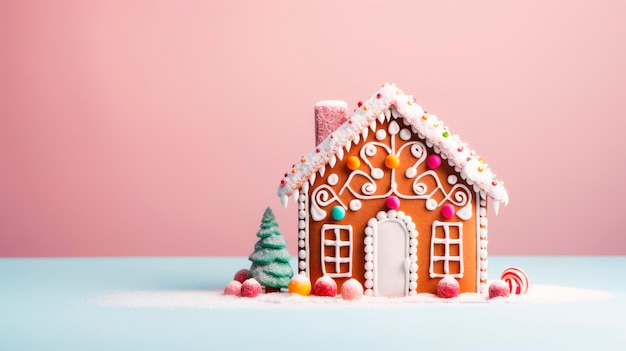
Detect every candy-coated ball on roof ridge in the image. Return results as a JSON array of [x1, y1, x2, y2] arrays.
[[241, 278, 262, 298], [233, 268, 249, 283], [224, 280, 242, 296], [340, 279, 364, 300], [347, 156, 361, 170], [488, 280, 510, 299], [312, 276, 337, 297], [386, 195, 400, 210], [385, 154, 400, 169], [427, 154, 442, 169], [437, 276, 460, 298], [288, 273, 312, 296], [441, 204, 455, 219], [331, 206, 346, 220]]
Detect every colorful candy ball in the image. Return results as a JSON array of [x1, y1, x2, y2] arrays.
[[500, 267, 529, 295], [347, 156, 361, 170], [288, 273, 312, 296], [386, 195, 400, 210], [437, 276, 460, 298], [331, 206, 346, 220], [488, 280, 510, 299], [340, 279, 364, 300], [233, 268, 250, 283], [384, 154, 400, 169], [427, 154, 442, 169], [223, 280, 242, 296], [312, 276, 337, 297], [441, 204, 455, 219], [241, 278, 262, 298]]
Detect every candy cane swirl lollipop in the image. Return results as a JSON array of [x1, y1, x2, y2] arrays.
[[500, 267, 529, 295]]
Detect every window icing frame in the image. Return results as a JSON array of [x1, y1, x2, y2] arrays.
[[429, 220, 464, 278], [320, 224, 354, 278]]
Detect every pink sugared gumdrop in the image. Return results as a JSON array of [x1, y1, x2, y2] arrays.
[[233, 268, 249, 283], [488, 280, 510, 299], [437, 276, 460, 298], [340, 278, 364, 300], [241, 278, 262, 298], [427, 154, 442, 169], [441, 204, 455, 219], [224, 280, 242, 296], [312, 276, 337, 297]]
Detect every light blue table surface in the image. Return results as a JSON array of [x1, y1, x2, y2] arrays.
[[1, 256, 625, 350]]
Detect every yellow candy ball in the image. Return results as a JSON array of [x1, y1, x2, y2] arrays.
[[385, 154, 400, 169], [288, 274, 312, 296], [346, 156, 361, 170]]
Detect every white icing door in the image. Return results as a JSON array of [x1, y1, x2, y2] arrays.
[[374, 219, 409, 297]]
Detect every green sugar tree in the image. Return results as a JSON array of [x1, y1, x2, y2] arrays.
[[248, 207, 294, 292]]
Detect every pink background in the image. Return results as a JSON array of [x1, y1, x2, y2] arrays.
[[1, 1, 625, 257]]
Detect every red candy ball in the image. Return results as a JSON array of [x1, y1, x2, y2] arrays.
[[488, 280, 510, 299], [241, 278, 262, 298], [312, 276, 337, 297], [437, 276, 460, 298], [233, 268, 250, 283]]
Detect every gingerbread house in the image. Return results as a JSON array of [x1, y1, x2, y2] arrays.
[[277, 84, 508, 297]]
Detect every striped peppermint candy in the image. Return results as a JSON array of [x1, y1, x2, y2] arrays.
[[500, 267, 529, 295]]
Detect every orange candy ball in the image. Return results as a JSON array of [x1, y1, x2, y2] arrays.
[[347, 156, 361, 170], [288, 274, 312, 296], [385, 154, 400, 169]]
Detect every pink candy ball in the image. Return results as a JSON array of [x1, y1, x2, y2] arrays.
[[427, 154, 442, 169], [437, 276, 460, 298], [241, 278, 262, 298], [488, 280, 510, 299], [386, 195, 400, 210], [441, 204, 455, 219], [340, 278, 364, 300], [312, 276, 337, 297], [224, 280, 242, 296], [233, 268, 250, 283]]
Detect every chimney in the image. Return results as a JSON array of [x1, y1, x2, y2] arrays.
[[314, 100, 348, 145]]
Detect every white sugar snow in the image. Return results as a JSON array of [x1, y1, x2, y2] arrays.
[[98, 284, 614, 310]]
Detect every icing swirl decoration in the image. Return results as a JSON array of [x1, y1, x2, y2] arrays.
[[310, 185, 346, 221], [398, 141, 426, 179], [359, 141, 390, 180]]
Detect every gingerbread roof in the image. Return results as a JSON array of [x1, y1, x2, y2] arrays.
[[277, 83, 509, 213]]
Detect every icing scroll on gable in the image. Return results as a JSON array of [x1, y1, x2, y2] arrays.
[[305, 110, 475, 222], [278, 83, 508, 213]]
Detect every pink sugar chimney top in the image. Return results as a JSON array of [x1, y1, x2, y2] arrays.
[[314, 100, 348, 145]]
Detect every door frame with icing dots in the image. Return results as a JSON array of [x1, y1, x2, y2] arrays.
[[364, 210, 418, 297]]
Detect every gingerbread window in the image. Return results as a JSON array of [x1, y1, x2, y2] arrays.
[[321, 224, 353, 278], [429, 221, 464, 278]]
